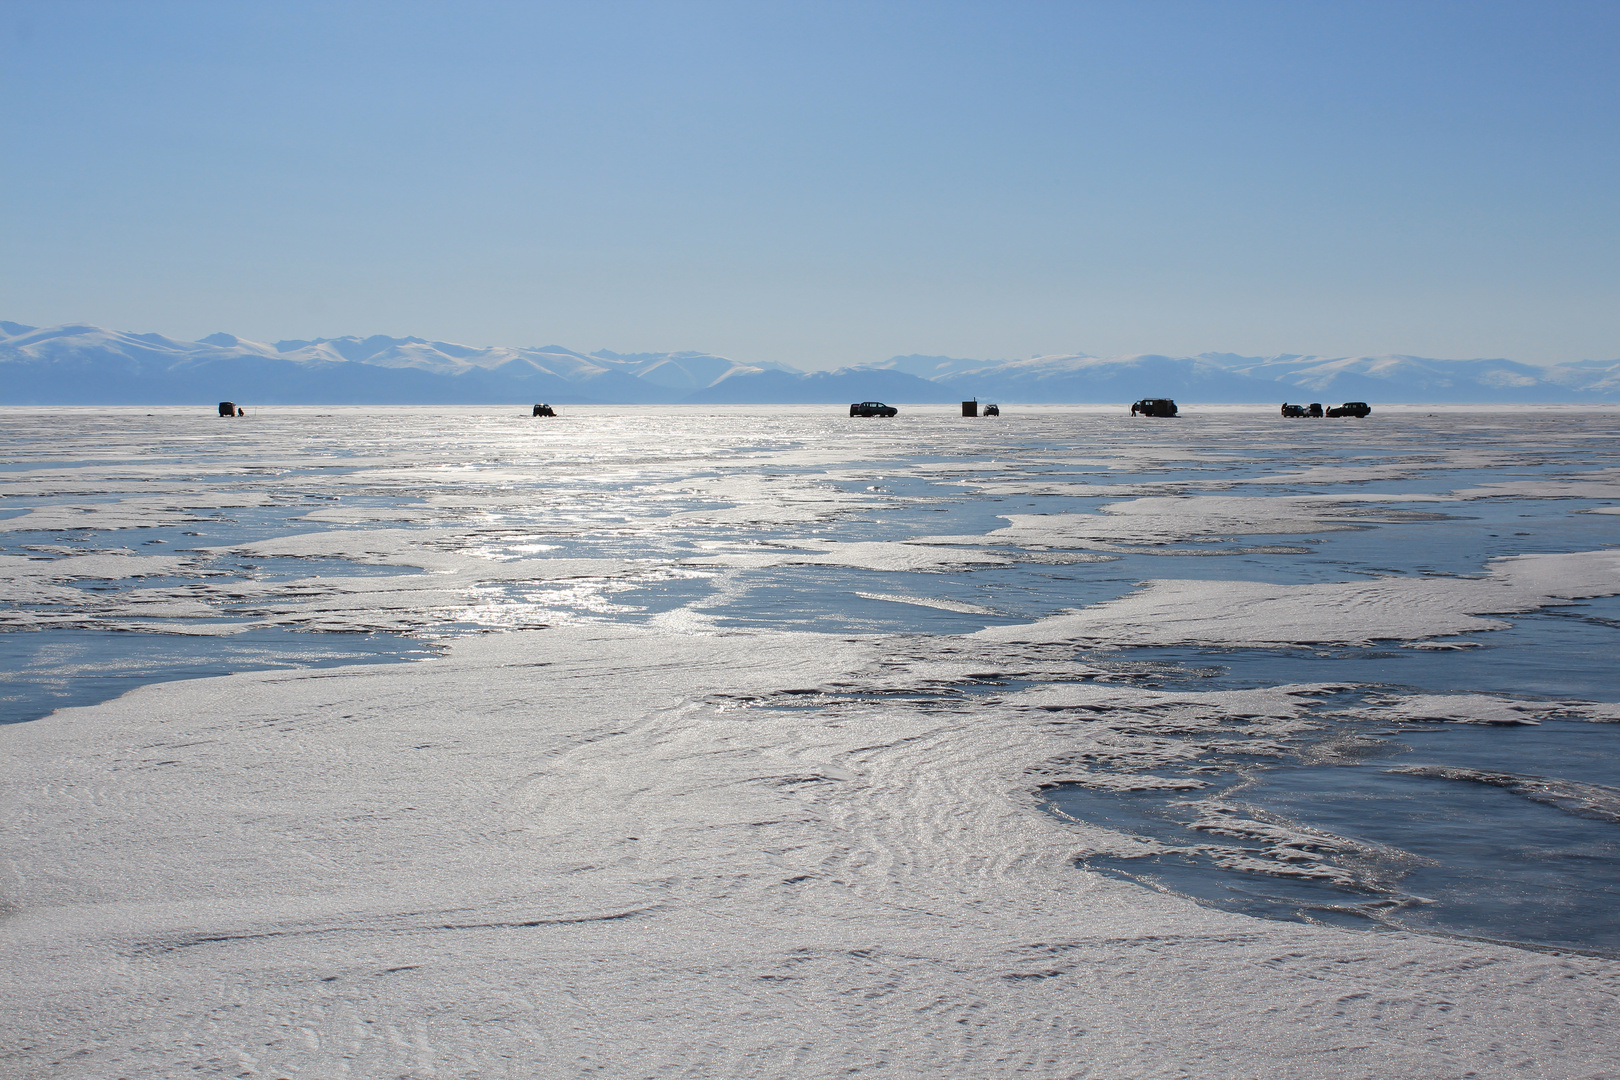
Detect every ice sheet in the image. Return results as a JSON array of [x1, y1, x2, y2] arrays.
[[3, 405, 1619, 1077], [5, 626, 1618, 1078]]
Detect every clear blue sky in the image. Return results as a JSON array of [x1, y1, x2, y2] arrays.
[[3, 0, 1616, 368]]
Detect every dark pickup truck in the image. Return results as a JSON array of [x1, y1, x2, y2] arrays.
[[850, 401, 898, 417]]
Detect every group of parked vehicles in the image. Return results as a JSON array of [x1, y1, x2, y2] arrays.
[[1281, 401, 1371, 418], [846, 398, 1374, 419], [849, 400, 1001, 417], [222, 397, 1372, 421]]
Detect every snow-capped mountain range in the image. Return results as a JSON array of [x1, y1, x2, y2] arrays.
[[3, 321, 1617, 405]]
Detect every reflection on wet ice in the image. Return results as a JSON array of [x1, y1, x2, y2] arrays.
[[2, 404, 1617, 954]]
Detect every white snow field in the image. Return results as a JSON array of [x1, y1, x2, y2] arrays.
[[3, 404, 1619, 1078]]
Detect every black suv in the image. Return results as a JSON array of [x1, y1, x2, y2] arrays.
[[1326, 402, 1371, 417], [1131, 398, 1178, 417], [850, 401, 898, 417]]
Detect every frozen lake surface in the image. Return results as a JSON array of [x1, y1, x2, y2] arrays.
[[3, 404, 1619, 1077]]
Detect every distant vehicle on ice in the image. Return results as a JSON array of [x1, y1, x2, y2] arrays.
[[1326, 402, 1372, 417], [982, 403, 1000, 416], [1131, 398, 1178, 417], [533, 403, 556, 417], [850, 401, 898, 417], [1281, 403, 1323, 417]]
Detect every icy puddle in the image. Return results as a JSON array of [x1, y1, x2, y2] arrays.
[[1044, 718, 1620, 954], [1096, 597, 1620, 702], [0, 627, 438, 724]]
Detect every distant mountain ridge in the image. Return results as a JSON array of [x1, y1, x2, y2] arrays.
[[3, 321, 1616, 405], [876, 351, 1620, 404]]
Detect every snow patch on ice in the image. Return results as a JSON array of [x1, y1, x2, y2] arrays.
[[976, 549, 1620, 648]]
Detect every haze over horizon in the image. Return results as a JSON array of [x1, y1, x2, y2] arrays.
[[3, 0, 1616, 371]]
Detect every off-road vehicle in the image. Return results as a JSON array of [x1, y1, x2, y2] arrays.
[[1131, 398, 1178, 417]]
